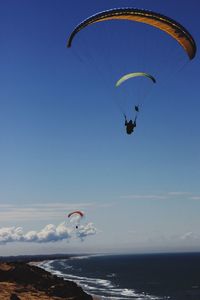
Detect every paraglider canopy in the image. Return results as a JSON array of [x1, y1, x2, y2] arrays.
[[68, 211, 84, 218], [116, 72, 156, 87], [67, 7, 196, 60]]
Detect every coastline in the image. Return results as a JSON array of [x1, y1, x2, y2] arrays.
[[32, 260, 103, 300], [0, 261, 94, 299]]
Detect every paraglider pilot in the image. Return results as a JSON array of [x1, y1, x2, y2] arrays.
[[135, 105, 139, 112], [124, 115, 137, 135]]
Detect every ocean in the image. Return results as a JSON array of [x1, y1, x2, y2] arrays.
[[38, 253, 200, 300]]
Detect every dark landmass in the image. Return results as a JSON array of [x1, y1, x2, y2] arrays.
[[0, 254, 78, 263], [0, 261, 93, 300]]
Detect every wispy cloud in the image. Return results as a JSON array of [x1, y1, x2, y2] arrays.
[[0, 204, 15, 208], [34, 202, 95, 209], [159, 232, 200, 243], [189, 196, 200, 200], [0, 222, 97, 245], [0, 202, 96, 222], [167, 192, 191, 196], [120, 191, 198, 201], [136, 231, 200, 245], [120, 194, 167, 200]]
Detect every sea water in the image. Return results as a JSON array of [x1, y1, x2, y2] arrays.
[[38, 253, 200, 299]]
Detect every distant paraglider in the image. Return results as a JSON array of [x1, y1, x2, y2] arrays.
[[68, 211, 84, 229]]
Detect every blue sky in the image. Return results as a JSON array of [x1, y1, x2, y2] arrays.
[[0, 0, 199, 255]]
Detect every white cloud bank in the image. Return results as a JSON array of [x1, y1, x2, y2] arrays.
[[0, 222, 97, 245], [179, 232, 200, 241], [76, 223, 97, 241]]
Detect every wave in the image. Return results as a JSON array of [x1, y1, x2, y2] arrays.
[[69, 253, 108, 260], [39, 259, 166, 300]]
